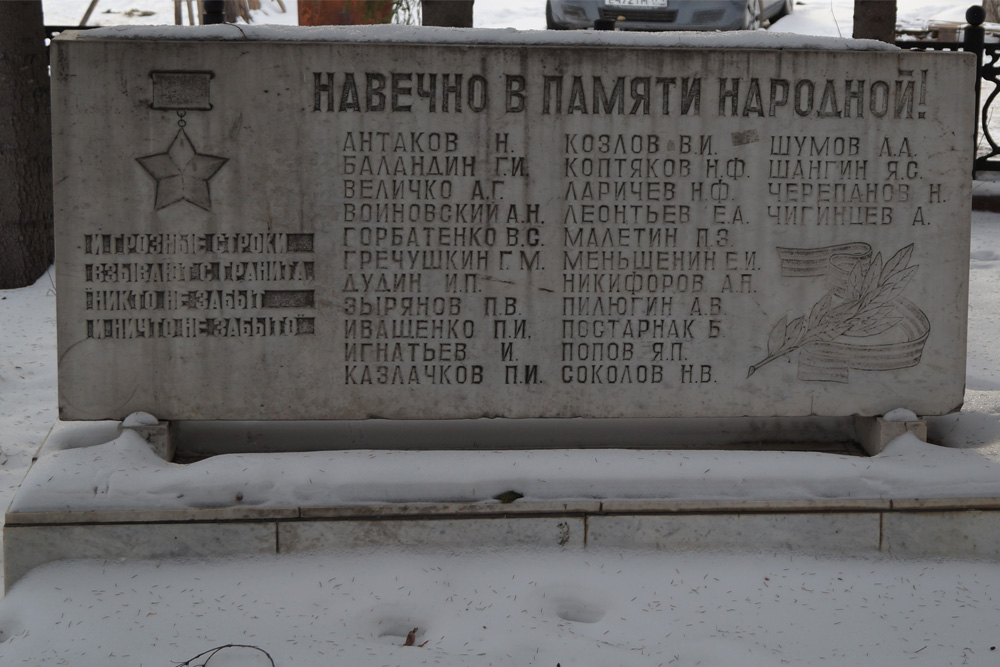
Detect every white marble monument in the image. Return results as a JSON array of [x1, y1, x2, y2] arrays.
[[52, 27, 974, 421], [6, 25, 987, 593]]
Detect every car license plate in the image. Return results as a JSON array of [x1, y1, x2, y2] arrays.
[[607, 0, 669, 8]]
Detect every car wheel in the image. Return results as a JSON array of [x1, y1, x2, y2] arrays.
[[743, 0, 762, 29], [546, 1, 564, 29]]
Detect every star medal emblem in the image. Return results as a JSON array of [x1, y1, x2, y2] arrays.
[[136, 129, 227, 211]]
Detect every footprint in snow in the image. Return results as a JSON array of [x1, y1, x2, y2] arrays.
[[535, 584, 608, 624]]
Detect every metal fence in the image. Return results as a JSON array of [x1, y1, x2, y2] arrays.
[[895, 5, 999, 174]]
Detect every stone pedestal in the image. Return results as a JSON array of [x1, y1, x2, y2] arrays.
[[854, 415, 928, 455], [16, 25, 987, 590]]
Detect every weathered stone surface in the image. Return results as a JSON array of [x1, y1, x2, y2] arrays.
[[279, 517, 583, 552], [587, 513, 882, 552], [4, 522, 277, 590], [854, 415, 927, 455], [52, 28, 973, 421], [881, 510, 1000, 557]]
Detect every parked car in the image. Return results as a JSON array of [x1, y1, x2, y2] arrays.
[[546, 0, 792, 31]]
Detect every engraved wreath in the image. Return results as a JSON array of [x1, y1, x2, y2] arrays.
[[748, 243, 930, 383]]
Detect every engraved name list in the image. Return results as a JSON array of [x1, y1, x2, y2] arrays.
[[53, 36, 972, 419]]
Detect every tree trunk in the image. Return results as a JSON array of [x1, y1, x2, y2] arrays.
[[422, 0, 474, 27], [0, 1, 53, 288], [986, 0, 1000, 23], [853, 0, 896, 43]]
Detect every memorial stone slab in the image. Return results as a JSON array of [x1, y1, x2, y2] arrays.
[[52, 27, 973, 421]]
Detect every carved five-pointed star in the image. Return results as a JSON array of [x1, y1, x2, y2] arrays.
[[136, 129, 227, 211]]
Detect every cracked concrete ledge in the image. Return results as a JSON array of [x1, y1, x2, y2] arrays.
[[10, 502, 1000, 591], [10, 496, 1000, 526]]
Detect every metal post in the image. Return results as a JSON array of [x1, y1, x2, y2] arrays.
[[966, 5, 986, 175], [80, 0, 100, 26]]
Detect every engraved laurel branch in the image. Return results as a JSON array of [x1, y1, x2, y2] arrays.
[[747, 243, 918, 378]]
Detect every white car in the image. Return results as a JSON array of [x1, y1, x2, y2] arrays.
[[546, 0, 792, 31]]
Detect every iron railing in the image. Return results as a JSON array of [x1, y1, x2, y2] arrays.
[[896, 5, 999, 173]]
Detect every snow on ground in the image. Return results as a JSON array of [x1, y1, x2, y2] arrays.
[[2, 1, 1000, 665], [928, 212, 1000, 454], [5, 549, 1000, 666], [5, 428, 992, 516], [0, 271, 56, 524]]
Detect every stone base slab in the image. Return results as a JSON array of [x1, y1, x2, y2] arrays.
[[9, 499, 1000, 591], [854, 416, 928, 455]]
